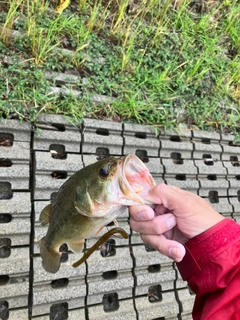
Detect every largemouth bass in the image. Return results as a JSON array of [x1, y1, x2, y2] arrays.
[[39, 154, 155, 273]]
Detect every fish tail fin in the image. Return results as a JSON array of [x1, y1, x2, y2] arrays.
[[39, 237, 60, 273]]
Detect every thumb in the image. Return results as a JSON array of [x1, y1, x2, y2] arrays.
[[144, 183, 185, 210]]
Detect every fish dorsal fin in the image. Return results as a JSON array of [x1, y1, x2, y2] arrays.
[[40, 204, 52, 225]]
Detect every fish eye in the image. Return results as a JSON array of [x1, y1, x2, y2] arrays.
[[99, 164, 110, 178]]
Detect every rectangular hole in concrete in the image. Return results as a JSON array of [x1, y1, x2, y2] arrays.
[[171, 152, 183, 165], [0, 182, 13, 200], [144, 244, 156, 252], [229, 141, 240, 147], [0, 238, 11, 258], [96, 147, 110, 159], [175, 174, 186, 181], [100, 239, 116, 257], [203, 154, 213, 166], [0, 133, 14, 147], [0, 275, 9, 286], [50, 144, 67, 160], [207, 174, 217, 180], [230, 156, 239, 167], [51, 192, 58, 202], [148, 285, 162, 303], [51, 123, 66, 132], [0, 301, 9, 320], [50, 302, 68, 320], [0, 159, 12, 167], [147, 264, 161, 273], [170, 135, 181, 142], [135, 132, 147, 139], [96, 128, 109, 136], [51, 278, 69, 289], [209, 190, 219, 203], [103, 292, 119, 312], [0, 214, 12, 224], [102, 270, 118, 280], [136, 150, 149, 163], [51, 171, 68, 179], [201, 138, 211, 144], [59, 244, 68, 263]]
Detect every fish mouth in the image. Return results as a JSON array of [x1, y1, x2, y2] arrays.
[[118, 154, 155, 205]]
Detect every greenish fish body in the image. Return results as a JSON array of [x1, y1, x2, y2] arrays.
[[39, 154, 155, 273]]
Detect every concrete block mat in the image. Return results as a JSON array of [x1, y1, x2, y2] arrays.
[[0, 118, 239, 319]]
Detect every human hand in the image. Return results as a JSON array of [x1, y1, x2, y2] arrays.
[[130, 183, 225, 262]]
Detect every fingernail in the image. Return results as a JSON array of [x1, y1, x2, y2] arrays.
[[138, 210, 152, 220], [169, 247, 181, 261], [166, 216, 176, 229]]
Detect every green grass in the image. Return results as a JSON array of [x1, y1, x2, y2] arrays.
[[0, 0, 239, 137]]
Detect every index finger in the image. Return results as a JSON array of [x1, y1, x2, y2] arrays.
[[129, 204, 155, 221]]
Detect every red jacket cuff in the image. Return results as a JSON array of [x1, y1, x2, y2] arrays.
[[177, 219, 240, 280]]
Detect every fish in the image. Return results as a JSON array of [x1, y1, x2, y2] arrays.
[[39, 154, 155, 273]]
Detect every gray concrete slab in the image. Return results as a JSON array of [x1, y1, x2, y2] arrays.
[[134, 263, 175, 294], [2, 308, 29, 320], [34, 152, 83, 199], [83, 118, 123, 155], [123, 123, 159, 157], [203, 197, 233, 216], [88, 299, 137, 320], [198, 176, 229, 197], [194, 159, 227, 175], [0, 247, 29, 275], [223, 159, 240, 176], [176, 288, 196, 318], [229, 198, 240, 215], [0, 163, 29, 189], [160, 137, 193, 159], [32, 308, 86, 320], [0, 274, 29, 309], [32, 278, 86, 316], [144, 157, 164, 174], [0, 119, 31, 142], [163, 158, 197, 175], [175, 268, 188, 290], [0, 192, 31, 213], [33, 255, 86, 282], [34, 115, 81, 152], [132, 244, 172, 266], [164, 176, 199, 194], [192, 129, 221, 142], [87, 247, 133, 274], [87, 270, 134, 304], [0, 213, 30, 246], [228, 177, 240, 196], [135, 292, 179, 320]]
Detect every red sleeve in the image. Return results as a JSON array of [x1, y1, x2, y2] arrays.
[[177, 218, 240, 320]]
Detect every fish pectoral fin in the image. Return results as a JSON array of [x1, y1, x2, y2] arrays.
[[39, 204, 52, 225], [39, 237, 60, 273], [68, 240, 84, 253]]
